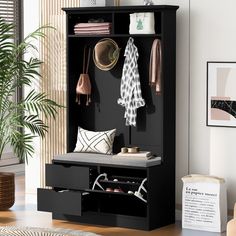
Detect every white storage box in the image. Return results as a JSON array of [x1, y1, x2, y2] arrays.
[[182, 174, 227, 233], [129, 12, 155, 34]]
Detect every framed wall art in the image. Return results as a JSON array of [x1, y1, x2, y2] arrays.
[[207, 61, 236, 127]]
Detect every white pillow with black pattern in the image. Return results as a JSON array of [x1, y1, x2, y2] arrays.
[[74, 127, 116, 155]]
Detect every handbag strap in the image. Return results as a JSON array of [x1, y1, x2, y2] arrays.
[[86, 47, 91, 74], [83, 46, 91, 74], [83, 47, 86, 73]]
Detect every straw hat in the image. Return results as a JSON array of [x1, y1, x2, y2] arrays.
[[93, 38, 120, 71]]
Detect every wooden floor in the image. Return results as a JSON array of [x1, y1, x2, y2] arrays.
[[0, 175, 225, 236]]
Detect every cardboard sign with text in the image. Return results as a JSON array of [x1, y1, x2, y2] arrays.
[[182, 175, 227, 232]]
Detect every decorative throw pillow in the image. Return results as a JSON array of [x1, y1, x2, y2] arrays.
[[74, 127, 116, 154]]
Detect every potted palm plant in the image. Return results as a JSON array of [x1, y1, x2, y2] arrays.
[[0, 18, 62, 209]]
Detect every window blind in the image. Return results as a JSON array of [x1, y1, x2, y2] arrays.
[[0, 0, 21, 40], [0, 0, 21, 164], [0, 0, 15, 22]]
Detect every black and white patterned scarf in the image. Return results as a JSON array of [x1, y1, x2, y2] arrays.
[[117, 37, 145, 126]]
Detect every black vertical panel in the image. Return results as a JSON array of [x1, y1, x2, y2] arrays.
[[161, 9, 177, 224], [67, 37, 84, 152], [147, 165, 175, 229], [66, 13, 71, 152]]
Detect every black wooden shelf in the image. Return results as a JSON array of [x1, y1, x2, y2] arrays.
[[63, 5, 179, 13], [38, 4, 178, 231], [55, 188, 138, 197], [53, 211, 148, 230], [68, 34, 161, 38], [108, 175, 144, 183], [81, 210, 147, 219], [99, 179, 140, 186], [84, 189, 135, 196]]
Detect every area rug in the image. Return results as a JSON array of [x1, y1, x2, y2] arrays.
[[0, 226, 101, 236]]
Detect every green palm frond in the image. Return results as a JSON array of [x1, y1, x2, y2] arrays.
[[10, 130, 35, 163], [22, 115, 48, 138], [0, 18, 14, 41], [0, 18, 63, 162], [23, 90, 62, 119]]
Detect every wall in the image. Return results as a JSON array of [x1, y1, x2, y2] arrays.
[[190, 0, 236, 210], [164, 0, 190, 206], [24, 0, 41, 193], [24, 0, 78, 193], [38, 0, 76, 189]]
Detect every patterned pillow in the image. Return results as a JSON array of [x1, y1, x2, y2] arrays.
[[74, 127, 116, 154]]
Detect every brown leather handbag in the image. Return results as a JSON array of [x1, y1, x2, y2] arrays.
[[76, 47, 91, 105]]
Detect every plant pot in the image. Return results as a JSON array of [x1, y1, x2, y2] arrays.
[[0, 172, 15, 210]]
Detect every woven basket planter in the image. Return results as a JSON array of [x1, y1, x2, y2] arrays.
[[0, 172, 15, 210]]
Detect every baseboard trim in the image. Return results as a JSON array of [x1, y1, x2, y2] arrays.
[[176, 208, 182, 221]]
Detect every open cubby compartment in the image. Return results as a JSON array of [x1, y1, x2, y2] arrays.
[[67, 12, 113, 35], [67, 36, 163, 154], [99, 192, 147, 217], [114, 11, 162, 35], [67, 36, 128, 153], [96, 166, 147, 194], [96, 179, 141, 194], [83, 189, 147, 217], [81, 191, 99, 212]]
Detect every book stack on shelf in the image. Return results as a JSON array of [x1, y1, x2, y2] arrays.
[[115, 151, 154, 160], [74, 22, 112, 35]]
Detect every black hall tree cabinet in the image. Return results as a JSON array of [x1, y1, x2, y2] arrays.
[[37, 5, 178, 230]]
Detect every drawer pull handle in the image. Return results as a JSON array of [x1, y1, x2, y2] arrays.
[[58, 190, 69, 193]]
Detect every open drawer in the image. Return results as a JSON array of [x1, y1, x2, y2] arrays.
[[37, 188, 83, 216], [46, 164, 91, 189]]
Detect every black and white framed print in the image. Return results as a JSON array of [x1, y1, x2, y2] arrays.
[[207, 61, 236, 127]]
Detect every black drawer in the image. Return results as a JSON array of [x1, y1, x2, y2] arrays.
[[37, 188, 82, 216], [46, 164, 90, 189]]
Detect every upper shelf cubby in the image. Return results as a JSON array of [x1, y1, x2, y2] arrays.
[[67, 12, 113, 35], [114, 11, 161, 35], [64, 5, 178, 37]]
